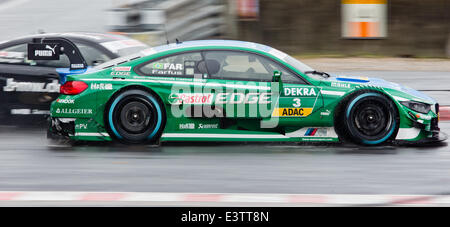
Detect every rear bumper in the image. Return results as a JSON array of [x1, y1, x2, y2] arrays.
[[47, 117, 75, 139]]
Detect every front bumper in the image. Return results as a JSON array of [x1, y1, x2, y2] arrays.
[[396, 103, 446, 144], [395, 131, 447, 145]]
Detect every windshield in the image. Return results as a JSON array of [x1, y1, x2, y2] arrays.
[[284, 55, 314, 74]]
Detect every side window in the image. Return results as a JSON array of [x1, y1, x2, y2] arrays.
[[139, 52, 204, 77], [0, 44, 30, 66], [203, 51, 272, 82], [0, 43, 70, 68], [77, 43, 111, 66], [34, 55, 70, 68], [259, 58, 306, 84], [203, 50, 304, 83]]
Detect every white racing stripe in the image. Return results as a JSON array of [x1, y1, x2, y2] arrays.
[[75, 132, 110, 137], [320, 90, 345, 96], [395, 128, 421, 140], [393, 96, 408, 102], [81, 78, 271, 91], [161, 133, 288, 139]]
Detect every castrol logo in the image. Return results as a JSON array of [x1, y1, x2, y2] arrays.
[[169, 93, 213, 105]]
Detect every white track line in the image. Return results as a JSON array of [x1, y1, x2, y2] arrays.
[[0, 191, 448, 205]]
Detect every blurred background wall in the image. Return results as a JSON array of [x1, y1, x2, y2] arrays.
[[1, 0, 448, 58], [236, 0, 450, 57], [109, 0, 450, 57]]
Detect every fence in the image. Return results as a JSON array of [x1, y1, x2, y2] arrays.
[[108, 0, 227, 46]]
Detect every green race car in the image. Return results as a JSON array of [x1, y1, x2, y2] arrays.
[[48, 40, 445, 145]]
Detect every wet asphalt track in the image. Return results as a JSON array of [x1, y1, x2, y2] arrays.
[[0, 123, 449, 197]]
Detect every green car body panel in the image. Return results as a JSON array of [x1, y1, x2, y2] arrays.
[[49, 40, 442, 144]]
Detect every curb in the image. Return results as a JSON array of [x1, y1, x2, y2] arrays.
[[0, 191, 449, 206], [440, 106, 450, 121]]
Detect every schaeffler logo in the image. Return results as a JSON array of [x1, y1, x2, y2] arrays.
[[3, 78, 60, 92]]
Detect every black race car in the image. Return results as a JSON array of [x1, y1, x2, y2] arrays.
[[0, 32, 149, 125]]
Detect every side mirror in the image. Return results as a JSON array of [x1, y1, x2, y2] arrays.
[[272, 70, 282, 82], [272, 70, 283, 93], [92, 60, 104, 66]]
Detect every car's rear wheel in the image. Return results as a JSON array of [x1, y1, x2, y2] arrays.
[[341, 92, 398, 145], [107, 89, 165, 144]]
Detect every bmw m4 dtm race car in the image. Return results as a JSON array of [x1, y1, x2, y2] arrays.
[[0, 32, 148, 125], [48, 40, 446, 145]]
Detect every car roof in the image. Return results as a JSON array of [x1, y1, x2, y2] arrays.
[[95, 39, 289, 69], [152, 40, 274, 53]]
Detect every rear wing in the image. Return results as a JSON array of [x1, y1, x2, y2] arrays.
[[27, 37, 87, 70]]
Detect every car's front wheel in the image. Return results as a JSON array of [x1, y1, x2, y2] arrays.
[[107, 89, 165, 144], [341, 91, 398, 145]]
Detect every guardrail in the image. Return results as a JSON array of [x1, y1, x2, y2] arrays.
[[107, 0, 227, 46]]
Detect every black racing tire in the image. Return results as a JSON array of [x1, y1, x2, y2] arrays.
[[106, 89, 165, 144], [338, 91, 399, 145]]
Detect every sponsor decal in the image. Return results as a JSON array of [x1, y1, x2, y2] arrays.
[[285, 127, 338, 138], [300, 137, 334, 141], [111, 66, 132, 76], [272, 108, 313, 117], [56, 98, 75, 104], [320, 110, 331, 116], [35, 44, 57, 57], [179, 123, 195, 129], [91, 83, 113, 90], [71, 64, 85, 69], [3, 78, 60, 93], [215, 93, 271, 104], [304, 128, 329, 137], [169, 93, 213, 105], [331, 82, 350, 88], [27, 43, 59, 60], [198, 123, 219, 129], [75, 124, 88, 130], [336, 76, 369, 83], [151, 63, 184, 75], [307, 128, 330, 137], [55, 108, 93, 115], [10, 109, 49, 115], [112, 66, 131, 71], [293, 98, 301, 107], [284, 87, 317, 96]]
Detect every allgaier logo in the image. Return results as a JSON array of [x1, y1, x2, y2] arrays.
[[168, 93, 213, 105]]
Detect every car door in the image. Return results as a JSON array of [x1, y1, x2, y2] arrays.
[[0, 42, 61, 125], [203, 50, 323, 127], [262, 59, 324, 127], [202, 50, 273, 121]]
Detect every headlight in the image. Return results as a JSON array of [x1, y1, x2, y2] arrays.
[[400, 101, 431, 114]]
